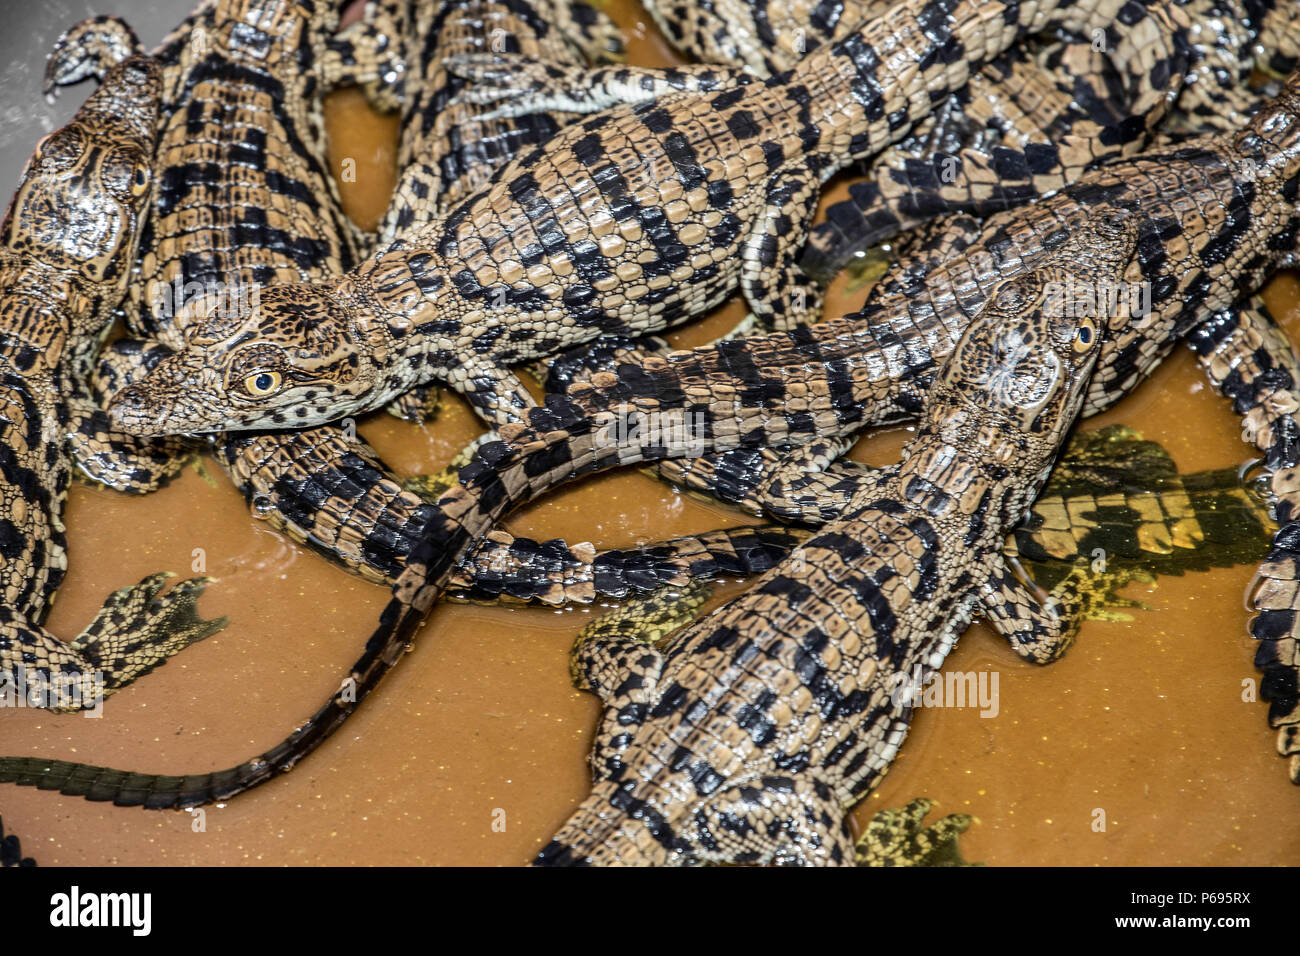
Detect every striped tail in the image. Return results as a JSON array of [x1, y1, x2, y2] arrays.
[[0, 517, 466, 808]]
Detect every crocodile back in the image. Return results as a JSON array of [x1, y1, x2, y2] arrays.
[[132, 0, 358, 343]]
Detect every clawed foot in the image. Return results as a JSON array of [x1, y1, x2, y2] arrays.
[[45, 16, 141, 97], [855, 798, 982, 867], [73, 572, 228, 699]]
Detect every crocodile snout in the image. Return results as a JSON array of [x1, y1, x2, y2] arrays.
[[106, 383, 167, 436]]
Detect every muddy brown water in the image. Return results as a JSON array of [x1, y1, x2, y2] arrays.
[[3, 1, 1297, 866]]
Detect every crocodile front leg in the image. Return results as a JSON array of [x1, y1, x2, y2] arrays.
[[978, 553, 1082, 663], [66, 393, 197, 494], [0, 574, 226, 712]]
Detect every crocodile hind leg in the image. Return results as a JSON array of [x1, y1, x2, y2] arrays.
[[568, 584, 703, 698], [855, 797, 980, 867], [570, 584, 705, 785], [741, 167, 824, 331], [537, 333, 675, 394], [44, 15, 141, 95], [977, 554, 1081, 664], [0, 573, 226, 713]]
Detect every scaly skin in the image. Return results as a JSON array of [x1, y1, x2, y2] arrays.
[[802, 0, 1300, 277], [455, 424, 1273, 611], [375, 0, 625, 422], [533, 216, 1136, 865], [0, 214, 1135, 816], [638, 73, 1300, 512], [44, 3, 456, 588], [1188, 295, 1300, 783], [446, 523, 806, 604], [10, 66, 1300, 812], [627, 0, 1204, 282], [0, 53, 226, 713], [108, 0, 1171, 433]]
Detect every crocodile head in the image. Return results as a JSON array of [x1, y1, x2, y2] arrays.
[[897, 212, 1141, 530], [933, 214, 1139, 445], [1, 54, 160, 333], [105, 282, 383, 435]]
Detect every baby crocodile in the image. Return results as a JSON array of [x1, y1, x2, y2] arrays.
[[0, 53, 225, 714], [802, 0, 1300, 278], [10, 67, 1300, 809], [627, 67, 1300, 515], [533, 215, 1137, 864], [0, 213, 1138, 819], [586, 0, 1197, 282], [14, 59, 1300, 813], [45, 4, 450, 587], [106, 0, 1152, 432]]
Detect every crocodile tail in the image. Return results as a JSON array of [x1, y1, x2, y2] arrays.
[[0, 367, 803, 809], [0, 395, 606, 809], [0, 520, 465, 808]]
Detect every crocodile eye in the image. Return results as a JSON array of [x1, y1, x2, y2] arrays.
[[990, 274, 1042, 314], [244, 371, 282, 396], [995, 285, 1023, 311], [1073, 318, 1097, 353], [130, 165, 151, 196], [101, 146, 149, 196]]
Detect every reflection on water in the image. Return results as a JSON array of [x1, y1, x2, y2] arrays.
[[1, 0, 1298, 866]]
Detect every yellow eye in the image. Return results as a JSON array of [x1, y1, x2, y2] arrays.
[[130, 165, 151, 196], [244, 371, 282, 396], [1073, 319, 1097, 353]]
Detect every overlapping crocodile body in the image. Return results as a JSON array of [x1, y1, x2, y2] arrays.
[[47, 2, 458, 587], [9, 16, 1300, 817], [0, 51, 226, 713], [530, 216, 1137, 865], [110, 0, 1179, 432]]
